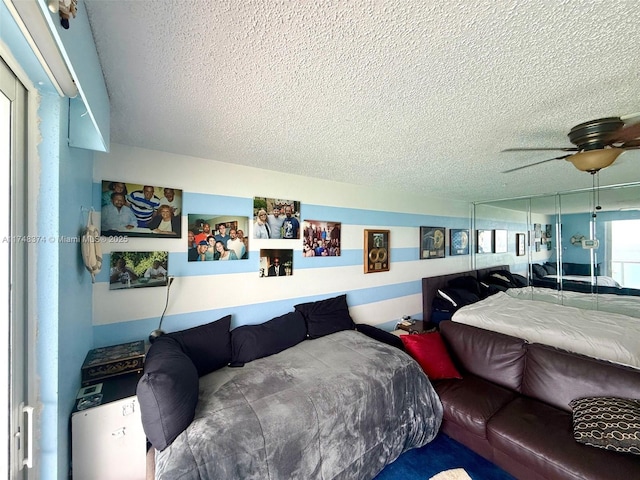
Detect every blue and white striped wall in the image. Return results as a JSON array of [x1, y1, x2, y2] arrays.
[[92, 144, 475, 347]]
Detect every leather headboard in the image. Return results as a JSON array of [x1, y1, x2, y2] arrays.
[[421, 265, 509, 324]]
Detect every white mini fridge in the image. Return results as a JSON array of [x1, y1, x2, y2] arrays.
[[71, 376, 146, 480]]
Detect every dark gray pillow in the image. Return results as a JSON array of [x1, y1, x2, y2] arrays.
[[230, 311, 307, 367], [356, 323, 405, 351], [531, 264, 548, 278], [167, 315, 232, 376], [448, 275, 483, 297], [510, 273, 529, 287], [136, 336, 198, 451], [543, 263, 557, 275], [570, 396, 640, 455], [294, 294, 355, 339]]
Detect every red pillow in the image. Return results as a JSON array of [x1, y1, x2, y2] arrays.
[[400, 332, 462, 380]]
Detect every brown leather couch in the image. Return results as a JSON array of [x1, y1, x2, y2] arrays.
[[435, 320, 640, 480]]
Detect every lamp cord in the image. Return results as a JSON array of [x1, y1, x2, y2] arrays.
[[157, 277, 174, 332]]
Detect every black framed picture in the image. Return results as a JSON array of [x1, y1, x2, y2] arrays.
[[516, 233, 526, 256], [420, 226, 445, 259], [449, 229, 469, 256], [477, 229, 493, 254], [494, 229, 508, 253]]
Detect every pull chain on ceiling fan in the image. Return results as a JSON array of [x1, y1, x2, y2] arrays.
[[502, 115, 640, 174]]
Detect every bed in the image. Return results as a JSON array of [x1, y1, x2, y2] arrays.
[[530, 261, 626, 291], [421, 267, 640, 369], [452, 291, 640, 369], [506, 285, 640, 319], [139, 296, 443, 480]]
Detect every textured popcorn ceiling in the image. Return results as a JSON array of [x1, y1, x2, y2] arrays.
[[84, 0, 640, 203]]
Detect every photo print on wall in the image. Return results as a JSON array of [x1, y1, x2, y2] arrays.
[[477, 229, 494, 254], [101, 181, 182, 238], [109, 251, 168, 290], [187, 214, 249, 262], [253, 197, 301, 239], [302, 220, 341, 257], [260, 249, 293, 277]]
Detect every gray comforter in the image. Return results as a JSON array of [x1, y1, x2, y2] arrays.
[[155, 330, 443, 479]]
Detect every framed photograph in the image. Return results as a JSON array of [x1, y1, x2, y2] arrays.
[[535, 242, 541, 252], [534, 223, 542, 239], [302, 220, 341, 256], [450, 229, 470, 256], [101, 181, 183, 238], [364, 229, 389, 273], [494, 229, 508, 253], [109, 251, 168, 290], [545, 224, 553, 239], [253, 197, 301, 239], [476, 229, 494, 254], [420, 226, 446, 259], [516, 233, 526, 256], [259, 249, 293, 277], [546, 240, 553, 251], [187, 214, 249, 261]]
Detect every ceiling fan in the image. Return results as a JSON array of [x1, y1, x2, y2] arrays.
[[502, 114, 640, 174]]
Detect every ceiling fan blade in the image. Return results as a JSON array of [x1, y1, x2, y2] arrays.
[[609, 122, 640, 144], [621, 112, 640, 124], [501, 154, 573, 174], [501, 147, 579, 152]]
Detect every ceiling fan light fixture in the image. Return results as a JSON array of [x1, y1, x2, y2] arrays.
[[568, 148, 624, 173]]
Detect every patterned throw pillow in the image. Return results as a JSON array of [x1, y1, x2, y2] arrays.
[[569, 396, 640, 456]]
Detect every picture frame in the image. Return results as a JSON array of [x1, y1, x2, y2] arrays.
[[476, 229, 494, 254], [109, 251, 168, 290], [253, 197, 301, 239], [449, 229, 470, 256], [101, 181, 183, 238], [534, 223, 542, 239], [259, 249, 293, 277], [545, 224, 553, 239], [494, 229, 507, 253], [516, 233, 526, 256], [364, 229, 389, 273], [420, 226, 446, 259], [187, 214, 249, 262], [302, 220, 341, 256]]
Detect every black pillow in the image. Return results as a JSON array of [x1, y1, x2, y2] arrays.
[[543, 263, 557, 275], [356, 323, 405, 351], [294, 294, 355, 339], [531, 264, 548, 278], [432, 296, 454, 313], [447, 276, 482, 298], [510, 273, 529, 287], [230, 311, 307, 367], [136, 336, 199, 451], [437, 288, 480, 309], [167, 315, 232, 376], [485, 272, 513, 289]]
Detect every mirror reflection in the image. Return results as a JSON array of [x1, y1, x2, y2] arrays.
[[473, 182, 640, 317]]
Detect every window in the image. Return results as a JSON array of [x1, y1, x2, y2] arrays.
[[609, 219, 640, 289]]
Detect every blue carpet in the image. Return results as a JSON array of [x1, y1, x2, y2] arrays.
[[374, 433, 516, 480]]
